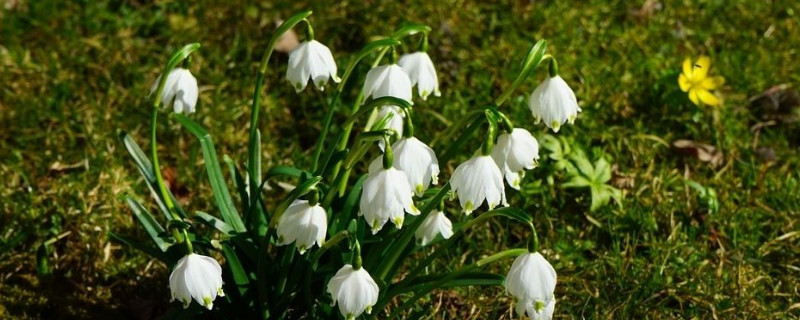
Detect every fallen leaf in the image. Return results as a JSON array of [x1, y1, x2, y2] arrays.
[[749, 84, 800, 123], [672, 139, 723, 167]]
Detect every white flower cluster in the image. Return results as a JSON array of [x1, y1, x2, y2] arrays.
[[151, 24, 574, 320]]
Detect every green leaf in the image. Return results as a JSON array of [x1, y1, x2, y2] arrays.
[[119, 131, 187, 220], [108, 232, 168, 263], [405, 272, 505, 290], [171, 114, 246, 233], [222, 243, 251, 298], [562, 176, 591, 188], [265, 166, 306, 180], [125, 195, 171, 251], [594, 157, 612, 183], [391, 23, 431, 38], [224, 155, 249, 212], [194, 211, 235, 235], [570, 150, 595, 177]]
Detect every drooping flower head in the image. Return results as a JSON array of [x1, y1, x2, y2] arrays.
[[169, 253, 225, 310], [363, 64, 413, 105], [415, 210, 454, 246], [528, 75, 580, 132], [360, 157, 419, 233], [678, 56, 725, 107], [450, 154, 507, 215], [391, 137, 440, 196], [151, 68, 199, 114], [491, 128, 539, 190], [276, 199, 327, 254], [326, 264, 380, 320], [286, 40, 340, 92], [505, 252, 557, 319], [398, 51, 440, 100]]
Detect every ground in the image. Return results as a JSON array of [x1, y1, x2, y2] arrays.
[[1, 0, 800, 319]]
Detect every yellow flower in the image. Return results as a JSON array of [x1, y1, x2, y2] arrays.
[[678, 56, 725, 107]]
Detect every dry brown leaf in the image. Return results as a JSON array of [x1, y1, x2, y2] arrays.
[[672, 139, 724, 167], [749, 84, 800, 123]]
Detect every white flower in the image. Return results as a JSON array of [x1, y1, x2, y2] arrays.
[[505, 252, 557, 319], [398, 52, 440, 100], [360, 157, 419, 233], [528, 75, 581, 132], [415, 210, 453, 246], [150, 68, 199, 114], [375, 106, 404, 137], [491, 128, 540, 190], [450, 154, 507, 215], [326, 264, 380, 320], [276, 199, 327, 254], [169, 253, 225, 310], [392, 137, 440, 196], [363, 64, 413, 105], [286, 40, 340, 92]]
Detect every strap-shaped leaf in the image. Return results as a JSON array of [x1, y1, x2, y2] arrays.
[[119, 131, 187, 220], [194, 211, 235, 235], [265, 166, 306, 180], [171, 114, 246, 233], [108, 232, 168, 263], [125, 195, 170, 251], [221, 243, 251, 298]]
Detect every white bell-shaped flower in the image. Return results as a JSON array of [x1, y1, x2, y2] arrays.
[[276, 199, 327, 254], [326, 264, 380, 320], [491, 128, 540, 190], [450, 154, 507, 215], [414, 210, 453, 246], [528, 75, 580, 132], [360, 157, 419, 233], [169, 253, 225, 310], [398, 52, 440, 100], [286, 40, 340, 92], [505, 252, 557, 319], [150, 68, 199, 114], [392, 137, 439, 196], [363, 64, 413, 105]]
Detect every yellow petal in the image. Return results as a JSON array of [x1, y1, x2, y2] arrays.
[[678, 73, 691, 92], [697, 90, 720, 106], [700, 76, 725, 90], [688, 89, 701, 106], [682, 58, 693, 79], [693, 56, 711, 80]]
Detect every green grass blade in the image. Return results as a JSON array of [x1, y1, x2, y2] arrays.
[[170, 114, 247, 233], [221, 243, 251, 298]]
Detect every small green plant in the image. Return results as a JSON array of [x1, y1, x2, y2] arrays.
[[114, 10, 584, 319], [541, 134, 622, 211]]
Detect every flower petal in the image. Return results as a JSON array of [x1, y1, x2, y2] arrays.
[[693, 56, 711, 80], [678, 73, 691, 92], [697, 90, 720, 106]]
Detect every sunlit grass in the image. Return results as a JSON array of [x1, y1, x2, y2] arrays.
[[2, 0, 799, 319]]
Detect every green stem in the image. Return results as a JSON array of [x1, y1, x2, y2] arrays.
[[527, 223, 539, 253], [382, 138, 393, 169], [249, 11, 313, 196], [489, 107, 514, 133], [351, 241, 363, 270], [401, 107, 414, 137], [480, 110, 498, 156], [494, 40, 549, 107]]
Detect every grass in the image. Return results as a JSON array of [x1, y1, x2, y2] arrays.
[[2, 0, 800, 319]]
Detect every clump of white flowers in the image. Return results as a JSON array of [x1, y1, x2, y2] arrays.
[[125, 14, 580, 320]]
